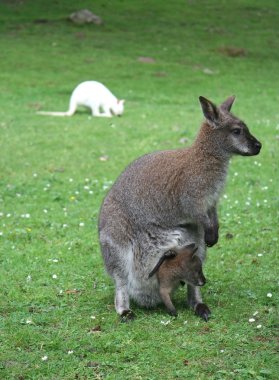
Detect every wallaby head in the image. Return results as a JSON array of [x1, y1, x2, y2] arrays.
[[197, 96, 262, 158], [178, 244, 206, 287], [110, 99, 125, 116]]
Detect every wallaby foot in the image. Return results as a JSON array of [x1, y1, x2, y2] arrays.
[[195, 303, 211, 322], [187, 284, 211, 321], [120, 309, 136, 323], [168, 307, 178, 317]]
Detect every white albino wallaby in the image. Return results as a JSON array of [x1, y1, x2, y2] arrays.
[[148, 244, 206, 318], [98, 96, 261, 322], [37, 81, 125, 117]]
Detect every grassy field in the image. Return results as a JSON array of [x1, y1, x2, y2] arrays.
[[0, 0, 278, 379]]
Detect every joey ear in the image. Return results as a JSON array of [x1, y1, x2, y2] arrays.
[[185, 243, 196, 250], [220, 95, 236, 112], [184, 243, 198, 257], [199, 96, 219, 126]]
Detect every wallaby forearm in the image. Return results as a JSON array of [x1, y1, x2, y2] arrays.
[[191, 206, 219, 247]]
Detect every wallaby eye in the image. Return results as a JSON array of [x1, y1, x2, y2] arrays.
[[232, 128, 241, 135]]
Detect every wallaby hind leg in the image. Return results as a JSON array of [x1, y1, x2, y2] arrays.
[[114, 277, 135, 322], [187, 284, 211, 322], [160, 287, 177, 317]]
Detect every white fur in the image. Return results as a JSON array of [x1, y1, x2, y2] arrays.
[[37, 81, 125, 117]]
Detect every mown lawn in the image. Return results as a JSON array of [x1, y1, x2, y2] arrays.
[[0, 1, 278, 379]]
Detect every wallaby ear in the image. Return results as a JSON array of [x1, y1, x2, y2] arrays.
[[184, 243, 198, 257], [199, 96, 219, 126], [185, 243, 196, 250], [220, 95, 236, 112]]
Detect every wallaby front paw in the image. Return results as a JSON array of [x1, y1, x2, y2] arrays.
[[205, 228, 219, 247], [120, 309, 136, 323], [195, 303, 211, 322]]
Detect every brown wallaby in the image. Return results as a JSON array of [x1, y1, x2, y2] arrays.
[[149, 244, 206, 318], [99, 95, 261, 322]]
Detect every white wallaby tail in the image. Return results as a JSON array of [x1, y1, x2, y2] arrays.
[[36, 111, 72, 117]]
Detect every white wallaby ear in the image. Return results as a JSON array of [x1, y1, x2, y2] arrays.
[[220, 95, 236, 112], [199, 96, 219, 127]]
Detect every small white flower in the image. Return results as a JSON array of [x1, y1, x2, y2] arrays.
[[245, 202, 250, 206], [85, 178, 90, 183], [52, 274, 57, 279], [253, 311, 259, 316], [223, 194, 228, 199], [63, 224, 68, 228], [84, 186, 90, 190], [67, 350, 74, 355], [183, 321, 188, 325], [257, 253, 263, 257], [75, 191, 79, 195], [43, 209, 48, 214], [89, 190, 93, 195], [263, 199, 267, 203], [41, 355, 48, 361], [79, 222, 85, 227], [234, 200, 239, 204], [52, 259, 59, 263], [249, 318, 255, 323], [267, 293, 272, 298], [0, 232, 3, 236], [220, 349, 225, 353], [6, 213, 11, 218], [90, 316, 96, 320], [0, 212, 3, 217], [69, 178, 74, 182], [160, 320, 171, 326], [26, 319, 33, 324], [234, 172, 238, 176], [33, 173, 38, 177], [59, 290, 63, 294], [256, 325, 262, 329], [26, 275, 32, 282]]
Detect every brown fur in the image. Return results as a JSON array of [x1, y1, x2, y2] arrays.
[[149, 244, 206, 316]]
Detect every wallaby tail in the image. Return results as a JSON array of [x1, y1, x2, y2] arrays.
[[36, 111, 72, 117]]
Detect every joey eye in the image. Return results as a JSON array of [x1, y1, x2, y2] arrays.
[[232, 128, 241, 135]]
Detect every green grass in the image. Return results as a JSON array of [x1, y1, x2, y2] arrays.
[[0, 0, 278, 379]]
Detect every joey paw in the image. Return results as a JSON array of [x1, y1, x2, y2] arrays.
[[120, 309, 135, 323], [168, 309, 178, 317], [195, 303, 211, 322]]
